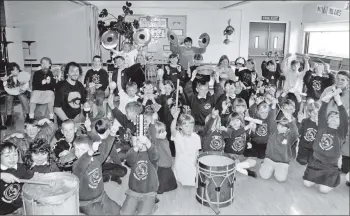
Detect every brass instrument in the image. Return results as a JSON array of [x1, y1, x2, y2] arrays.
[[133, 28, 152, 47], [198, 33, 210, 48], [101, 30, 119, 50], [167, 29, 178, 46]]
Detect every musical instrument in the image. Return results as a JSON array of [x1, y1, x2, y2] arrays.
[[167, 29, 178, 46], [22, 172, 79, 215], [197, 65, 215, 76], [3, 72, 31, 96], [223, 19, 235, 36], [244, 116, 263, 125], [198, 33, 210, 48], [196, 151, 236, 215], [101, 30, 119, 50], [175, 79, 180, 111], [133, 28, 152, 47], [136, 114, 146, 137]]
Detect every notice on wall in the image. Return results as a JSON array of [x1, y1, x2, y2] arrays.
[[316, 5, 328, 14], [345, 2, 349, 11], [327, 7, 342, 17]]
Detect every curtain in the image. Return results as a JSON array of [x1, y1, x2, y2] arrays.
[[85, 5, 101, 62], [303, 32, 310, 54]]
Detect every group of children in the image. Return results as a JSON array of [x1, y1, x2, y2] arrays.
[[0, 46, 349, 215]]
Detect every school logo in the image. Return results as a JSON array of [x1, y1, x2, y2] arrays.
[[232, 134, 246, 152], [312, 80, 321, 91], [134, 160, 148, 181], [319, 134, 334, 151], [256, 123, 268, 136], [91, 74, 100, 84], [304, 128, 317, 142], [88, 168, 102, 189], [2, 184, 20, 203], [67, 91, 82, 109], [124, 128, 132, 142], [204, 103, 211, 110], [210, 135, 224, 150]]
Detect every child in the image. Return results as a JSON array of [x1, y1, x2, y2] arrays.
[[118, 81, 139, 115], [24, 138, 60, 174], [0, 142, 35, 215], [258, 110, 299, 182], [303, 93, 348, 193], [201, 109, 225, 152], [171, 108, 201, 186], [154, 121, 177, 194], [296, 102, 320, 165], [261, 57, 283, 87], [4, 118, 56, 162], [2, 62, 30, 125], [184, 68, 223, 132], [73, 135, 121, 215], [120, 135, 159, 215], [215, 80, 237, 126], [223, 112, 257, 177], [245, 101, 276, 159], [137, 80, 161, 112], [161, 53, 187, 87]]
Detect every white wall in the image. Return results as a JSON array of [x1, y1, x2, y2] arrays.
[[5, 1, 90, 64], [302, 1, 349, 23], [234, 1, 304, 58], [102, 7, 242, 64]]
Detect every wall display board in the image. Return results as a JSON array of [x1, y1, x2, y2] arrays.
[[124, 14, 186, 64]]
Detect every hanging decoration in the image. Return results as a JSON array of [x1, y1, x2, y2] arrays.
[[97, 1, 140, 44], [223, 19, 235, 45]]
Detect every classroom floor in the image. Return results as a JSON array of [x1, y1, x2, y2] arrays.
[[2, 104, 349, 215]]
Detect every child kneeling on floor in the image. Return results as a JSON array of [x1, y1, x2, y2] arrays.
[[121, 135, 159, 215], [303, 93, 348, 193], [258, 100, 299, 182], [73, 135, 121, 215]]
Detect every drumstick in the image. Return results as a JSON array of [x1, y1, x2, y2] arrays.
[[175, 79, 180, 111], [19, 179, 55, 187], [244, 116, 263, 125]]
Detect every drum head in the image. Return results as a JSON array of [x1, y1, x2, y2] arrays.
[[22, 172, 79, 205], [18, 71, 31, 83], [199, 155, 234, 167]]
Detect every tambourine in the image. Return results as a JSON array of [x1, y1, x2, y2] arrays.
[[197, 65, 215, 75], [56, 151, 76, 168], [4, 72, 31, 96]]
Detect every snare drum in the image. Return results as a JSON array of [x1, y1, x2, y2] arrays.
[[196, 151, 236, 214], [22, 172, 79, 215]]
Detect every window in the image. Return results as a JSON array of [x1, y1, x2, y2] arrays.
[[306, 31, 349, 58], [273, 37, 278, 49], [254, 36, 259, 48]]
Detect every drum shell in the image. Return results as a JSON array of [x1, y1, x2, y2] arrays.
[[196, 151, 236, 208], [22, 172, 79, 215]]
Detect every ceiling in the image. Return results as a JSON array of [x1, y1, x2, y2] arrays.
[[86, 1, 322, 10]]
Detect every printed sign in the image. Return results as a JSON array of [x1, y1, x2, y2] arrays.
[[316, 5, 328, 14], [261, 16, 280, 21], [327, 7, 342, 17], [345, 2, 349, 11], [150, 28, 166, 38], [139, 17, 167, 28]]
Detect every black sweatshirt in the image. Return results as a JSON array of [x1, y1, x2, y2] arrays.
[[201, 117, 226, 152], [32, 69, 55, 91], [298, 118, 318, 150], [84, 69, 109, 91], [303, 71, 335, 100], [224, 127, 247, 155]]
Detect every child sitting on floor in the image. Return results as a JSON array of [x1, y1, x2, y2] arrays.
[[73, 134, 121, 215], [154, 121, 177, 194], [0, 142, 36, 215], [121, 135, 159, 215], [171, 108, 201, 186], [201, 109, 226, 152], [24, 138, 60, 174], [303, 93, 348, 194], [296, 102, 320, 165]]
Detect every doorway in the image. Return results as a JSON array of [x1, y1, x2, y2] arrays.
[[248, 22, 286, 76]]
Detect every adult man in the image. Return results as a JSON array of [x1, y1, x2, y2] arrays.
[[84, 55, 109, 118], [170, 37, 207, 70], [111, 56, 129, 94], [54, 62, 87, 126], [125, 54, 146, 88]]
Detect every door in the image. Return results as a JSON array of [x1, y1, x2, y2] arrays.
[[248, 22, 286, 76]]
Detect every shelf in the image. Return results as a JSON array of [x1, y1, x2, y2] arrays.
[[0, 41, 13, 45], [23, 41, 35, 45], [24, 59, 37, 62]]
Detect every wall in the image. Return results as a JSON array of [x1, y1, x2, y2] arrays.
[[234, 1, 304, 58], [101, 7, 242, 64], [4, 1, 90, 64], [302, 1, 349, 23]]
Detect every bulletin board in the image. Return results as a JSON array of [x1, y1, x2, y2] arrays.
[[125, 14, 187, 64]]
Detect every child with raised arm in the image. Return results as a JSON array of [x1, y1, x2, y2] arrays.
[[170, 108, 201, 186], [296, 102, 320, 165], [303, 93, 349, 194], [201, 109, 226, 152], [73, 134, 121, 215], [120, 135, 159, 215]]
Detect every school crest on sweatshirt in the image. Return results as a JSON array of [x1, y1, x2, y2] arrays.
[[256, 123, 268, 136], [2, 184, 20, 203], [88, 168, 102, 189], [312, 80, 321, 91], [232, 134, 246, 152], [210, 135, 224, 150], [319, 134, 334, 151], [204, 103, 211, 110], [134, 160, 148, 181], [304, 128, 317, 142]]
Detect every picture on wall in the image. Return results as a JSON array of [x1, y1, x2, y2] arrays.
[[172, 29, 183, 36]]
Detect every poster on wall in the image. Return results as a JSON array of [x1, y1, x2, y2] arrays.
[[327, 7, 342, 17], [345, 2, 349, 11], [316, 5, 328, 15]]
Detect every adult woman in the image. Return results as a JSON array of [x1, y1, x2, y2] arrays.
[[215, 55, 236, 88]]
